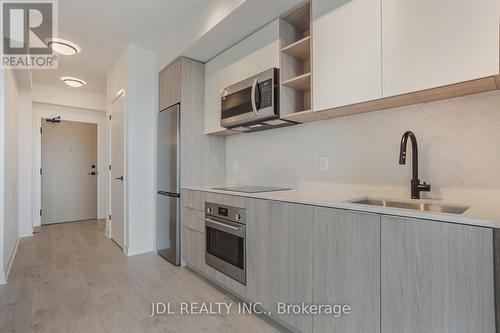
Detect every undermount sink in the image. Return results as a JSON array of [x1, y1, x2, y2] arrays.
[[349, 198, 470, 215]]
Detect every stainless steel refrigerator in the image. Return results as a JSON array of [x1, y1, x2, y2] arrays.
[[156, 103, 180, 265]]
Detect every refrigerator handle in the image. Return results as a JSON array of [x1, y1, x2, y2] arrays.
[[157, 191, 180, 198]]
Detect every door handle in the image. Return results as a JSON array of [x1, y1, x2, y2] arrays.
[[115, 176, 124, 181], [88, 172, 96, 176]]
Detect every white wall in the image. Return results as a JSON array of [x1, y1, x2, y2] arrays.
[[32, 84, 106, 111], [18, 92, 33, 237], [107, 45, 156, 256], [126, 45, 156, 256], [106, 48, 128, 239], [16, 82, 107, 232], [31, 103, 108, 227], [226, 91, 500, 203], [0, 69, 22, 283], [0, 70, 5, 282]]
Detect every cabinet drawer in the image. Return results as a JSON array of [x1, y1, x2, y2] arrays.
[[181, 226, 191, 264], [181, 207, 205, 234], [182, 226, 206, 274], [180, 189, 205, 211]]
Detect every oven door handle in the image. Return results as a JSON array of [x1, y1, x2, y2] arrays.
[[205, 218, 245, 237], [251, 78, 259, 115]]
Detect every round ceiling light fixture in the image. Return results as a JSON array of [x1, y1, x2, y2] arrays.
[[60, 76, 87, 88], [47, 38, 81, 55]]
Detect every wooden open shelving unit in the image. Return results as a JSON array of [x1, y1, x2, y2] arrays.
[[281, 36, 311, 61], [282, 72, 311, 91], [279, 2, 312, 119]]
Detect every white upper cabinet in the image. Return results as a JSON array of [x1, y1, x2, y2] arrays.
[[204, 20, 279, 134], [312, 0, 382, 111], [382, 0, 500, 97]]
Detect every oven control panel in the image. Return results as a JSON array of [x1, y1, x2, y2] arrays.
[[205, 202, 246, 224]]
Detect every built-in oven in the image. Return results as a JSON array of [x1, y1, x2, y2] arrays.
[[205, 202, 246, 285]]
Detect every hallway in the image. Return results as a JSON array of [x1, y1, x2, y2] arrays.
[[0, 221, 283, 333]]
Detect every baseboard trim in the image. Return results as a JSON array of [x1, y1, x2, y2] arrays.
[[2, 237, 20, 284], [125, 242, 154, 257], [19, 228, 33, 238]]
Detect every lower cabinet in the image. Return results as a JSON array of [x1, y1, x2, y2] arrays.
[[313, 208, 381, 333], [247, 199, 314, 333], [181, 226, 206, 274], [381, 215, 496, 333], [181, 191, 496, 333]]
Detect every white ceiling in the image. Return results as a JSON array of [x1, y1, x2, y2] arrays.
[[32, 0, 204, 95], [183, 0, 305, 63]]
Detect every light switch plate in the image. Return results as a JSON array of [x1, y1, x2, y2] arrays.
[[319, 157, 329, 171]]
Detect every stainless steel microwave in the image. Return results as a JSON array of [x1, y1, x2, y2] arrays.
[[220, 68, 296, 132]]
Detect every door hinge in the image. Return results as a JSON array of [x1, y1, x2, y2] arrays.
[[40, 209, 42, 216], [109, 164, 111, 170], [40, 127, 42, 134], [40, 168, 42, 175], [109, 115, 112, 120], [109, 214, 111, 220]]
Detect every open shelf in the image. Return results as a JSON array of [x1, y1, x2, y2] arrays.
[[282, 73, 311, 91], [282, 36, 311, 61], [279, 2, 312, 117], [282, 3, 310, 34], [280, 85, 311, 115]]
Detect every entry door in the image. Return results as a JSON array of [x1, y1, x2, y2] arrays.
[[41, 120, 97, 224], [110, 94, 125, 248]]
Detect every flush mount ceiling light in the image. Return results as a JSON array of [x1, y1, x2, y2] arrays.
[[61, 76, 86, 88], [47, 38, 81, 55]]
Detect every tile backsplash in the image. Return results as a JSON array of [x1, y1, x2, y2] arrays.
[[226, 90, 500, 200]]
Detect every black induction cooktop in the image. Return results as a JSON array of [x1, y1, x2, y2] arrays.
[[212, 186, 291, 193]]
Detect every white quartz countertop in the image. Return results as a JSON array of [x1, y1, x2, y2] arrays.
[[182, 184, 500, 229]]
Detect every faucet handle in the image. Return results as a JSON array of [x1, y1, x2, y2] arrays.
[[420, 182, 431, 192]]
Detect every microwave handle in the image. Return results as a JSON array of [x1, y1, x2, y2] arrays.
[[251, 78, 259, 115]]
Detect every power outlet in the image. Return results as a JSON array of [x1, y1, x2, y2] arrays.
[[319, 157, 329, 172]]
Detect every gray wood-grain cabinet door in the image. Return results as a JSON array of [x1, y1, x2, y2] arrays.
[[247, 199, 314, 333], [159, 59, 181, 111], [313, 208, 381, 333], [381, 215, 495, 333]]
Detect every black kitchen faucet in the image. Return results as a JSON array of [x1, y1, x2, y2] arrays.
[[399, 131, 431, 199]]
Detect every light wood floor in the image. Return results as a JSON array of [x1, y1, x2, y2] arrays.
[[0, 220, 284, 333]]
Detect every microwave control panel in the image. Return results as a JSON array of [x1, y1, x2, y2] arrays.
[[259, 79, 273, 109]]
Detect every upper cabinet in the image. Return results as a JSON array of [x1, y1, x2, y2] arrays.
[[382, 0, 500, 97], [309, 0, 499, 118], [204, 20, 280, 134], [312, 0, 382, 111], [159, 58, 181, 111]]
